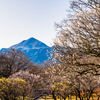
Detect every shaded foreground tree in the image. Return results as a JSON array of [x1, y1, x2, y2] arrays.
[[53, 0, 100, 77], [0, 48, 32, 78]]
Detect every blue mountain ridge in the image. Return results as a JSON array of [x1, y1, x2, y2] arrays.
[[0, 37, 53, 64]]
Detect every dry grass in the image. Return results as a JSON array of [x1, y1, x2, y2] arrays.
[[38, 95, 99, 100]]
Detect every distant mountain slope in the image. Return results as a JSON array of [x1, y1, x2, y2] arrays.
[[0, 37, 52, 64]]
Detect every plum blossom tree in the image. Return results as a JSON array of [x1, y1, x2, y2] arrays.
[[9, 70, 44, 97], [52, 81, 75, 100], [53, 0, 100, 76], [72, 73, 100, 100], [0, 77, 27, 100], [48, 0, 100, 99]]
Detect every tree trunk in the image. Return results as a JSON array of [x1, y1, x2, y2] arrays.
[[64, 98, 66, 100], [97, 96, 99, 100], [68, 96, 69, 100], [76, 95, 77, 100], [23, 94, 25, 100], [52, 91, 56, 100], [92, 95, 93, 100]]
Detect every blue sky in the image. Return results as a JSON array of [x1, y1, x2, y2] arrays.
[[0, 0, 70, 49]]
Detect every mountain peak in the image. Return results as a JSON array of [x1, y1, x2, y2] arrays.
[[27, 37, 37, 41], [12, 37, 49, 49]]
